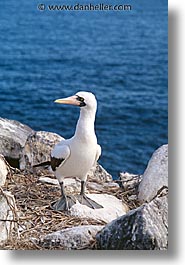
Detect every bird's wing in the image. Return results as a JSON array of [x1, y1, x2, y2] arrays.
[[51, 144, 70, 171], [94, 144, 101, 166]]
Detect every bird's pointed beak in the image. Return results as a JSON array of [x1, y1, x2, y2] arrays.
[[54, 95, 80, 106]]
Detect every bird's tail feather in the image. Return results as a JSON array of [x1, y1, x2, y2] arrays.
[[33, 161, 51, 167]]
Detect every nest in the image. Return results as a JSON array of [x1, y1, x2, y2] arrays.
[[1, 167, 140, 250]]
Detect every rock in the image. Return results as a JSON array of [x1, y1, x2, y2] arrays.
[[20, 131, 63, 170], [118, 172, 142, 191], [115, 172, 142, 206], [88, 163, 112, 183], [103, 182, 119, 188], [63, 178, 81, 194], [39, 176, 81, 194], [0, 118, 33, 167], [0, 190, 18, 243], [39, 176, 58, 185], [70, 194, 128, 223], [138, 144, 168, 203], [96, 195, 168, 250], [87, 182, 103, 192], [0, 155, 11, 186], [38, 225, 104, 250], [87, 181, 120, 194]]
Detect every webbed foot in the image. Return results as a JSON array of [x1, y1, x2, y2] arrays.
[[51, 195, 76, 211], [76, 194, 103, 209]]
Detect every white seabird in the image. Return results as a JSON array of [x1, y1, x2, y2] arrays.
[[44, 91, 102, 211]]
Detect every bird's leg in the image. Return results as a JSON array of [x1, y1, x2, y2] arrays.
[[51, 181, 76, 211], [60, 181, 65, 196], [76, 180, 103, 209], [80, 180, 86, 195]]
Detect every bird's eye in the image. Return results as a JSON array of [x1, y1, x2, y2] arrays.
[[76, 95, 84, 102]]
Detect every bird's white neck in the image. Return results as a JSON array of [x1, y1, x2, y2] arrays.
[[74, 108, 96, 141]]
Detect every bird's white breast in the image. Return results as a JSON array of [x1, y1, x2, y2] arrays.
[[54, 136, 97, 179]]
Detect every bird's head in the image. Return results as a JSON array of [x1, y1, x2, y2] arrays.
[[54, 91, 97, 111]]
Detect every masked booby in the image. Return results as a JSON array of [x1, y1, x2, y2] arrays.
[[35, 91, 103, 211]]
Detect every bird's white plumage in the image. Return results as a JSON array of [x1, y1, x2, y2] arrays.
[[51, 143, 70, 160], [51, 91, 101, 184]]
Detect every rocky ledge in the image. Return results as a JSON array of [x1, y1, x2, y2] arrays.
[[0, 118, 168, 250]]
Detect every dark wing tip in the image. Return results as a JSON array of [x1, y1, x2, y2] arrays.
[[33, 161, 51, 168], [51, 157, 65, 171]]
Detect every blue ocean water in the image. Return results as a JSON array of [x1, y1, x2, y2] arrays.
[[0, 0, 168, 178]]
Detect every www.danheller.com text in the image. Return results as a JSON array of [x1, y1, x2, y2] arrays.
[[37, 2, 132, 11]]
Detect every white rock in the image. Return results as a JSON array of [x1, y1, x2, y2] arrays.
[[39, 225, 103, 250], [39, 176, 58, 185], [87, 182, 103, 192], [0, 155, 10, 186], [70, 194, 128, 223], [138, 144, 168, 203], [87, 182, 119, 192], [39, 176, 81, 194], [0, 191, 17, 243], [103, 182, 120, 188]]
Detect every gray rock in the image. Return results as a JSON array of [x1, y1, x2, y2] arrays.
[[138, 144, 168, 203], [88, 163, 112, 183], [0, 118, 33, 167], [0, 191, 17, 243], [39, 225, 104, 250], [20, 131, 63, 170], [96, 195, 168, 250], [0, 155, 11, 186]]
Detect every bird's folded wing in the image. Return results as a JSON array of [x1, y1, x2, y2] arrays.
[[51, 144, 70, 171], [94, 144, 101, 166]]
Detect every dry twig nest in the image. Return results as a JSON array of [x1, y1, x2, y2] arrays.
[[2, 168, 140, 250]]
